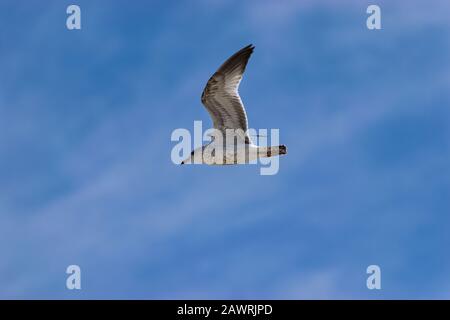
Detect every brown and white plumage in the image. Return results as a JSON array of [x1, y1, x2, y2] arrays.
[[181, 44, 287, 165], [201, 44, 254, 143]]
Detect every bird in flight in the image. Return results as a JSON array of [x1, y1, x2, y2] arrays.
[[181, 44, 287, 165]]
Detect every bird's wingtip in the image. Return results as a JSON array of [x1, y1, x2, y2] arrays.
[[241, 44, 254, 51]]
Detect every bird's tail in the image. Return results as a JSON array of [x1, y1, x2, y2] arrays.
[[258, 145, 287, 157]]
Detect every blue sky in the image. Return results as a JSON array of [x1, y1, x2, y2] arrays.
[[0, 0, 449, 299]]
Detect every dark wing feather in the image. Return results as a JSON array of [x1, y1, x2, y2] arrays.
[[201, 44, 254, 139]]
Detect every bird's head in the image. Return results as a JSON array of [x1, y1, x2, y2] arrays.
[[180, 149, 196, 165]]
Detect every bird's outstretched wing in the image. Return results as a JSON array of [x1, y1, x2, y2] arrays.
[[201, 44, 254, 142]]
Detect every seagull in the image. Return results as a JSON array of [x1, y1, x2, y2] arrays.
[[181, 44, 287, 165]]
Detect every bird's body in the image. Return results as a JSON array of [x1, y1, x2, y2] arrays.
[[183, 141, 286, 165], [181, 44, 287, 165]]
